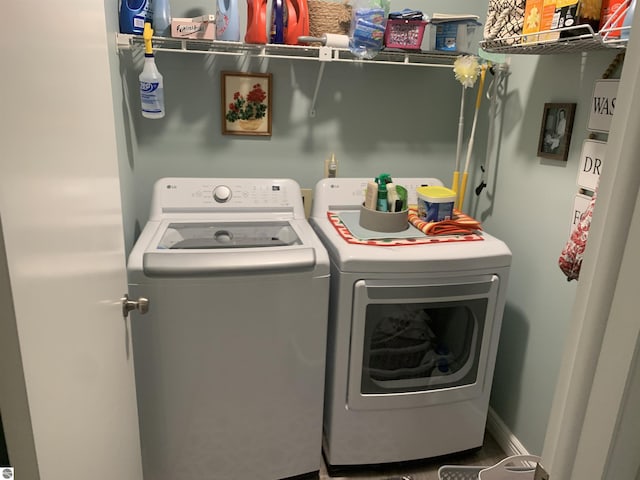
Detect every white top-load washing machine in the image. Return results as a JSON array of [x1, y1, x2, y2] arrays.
[[309, 178, 512, 472], [127, 178, 330, 480]]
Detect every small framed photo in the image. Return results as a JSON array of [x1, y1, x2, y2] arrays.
[[537, 102, 576, 161], [221, 71, 272, 136]]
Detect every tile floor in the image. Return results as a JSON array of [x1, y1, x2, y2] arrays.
[[319, 431, 506, 480]]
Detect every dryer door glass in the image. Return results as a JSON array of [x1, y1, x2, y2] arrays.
[[347, 275, 501, 411], [363, 299, 485, 393]]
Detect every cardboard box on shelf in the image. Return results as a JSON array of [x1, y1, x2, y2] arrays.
[[171, 17, 216, 40], [551, 0, 603, 37], [522, 0, 559, 43]]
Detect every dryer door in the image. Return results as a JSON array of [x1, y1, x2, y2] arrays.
[[347, 274, 501, 410]]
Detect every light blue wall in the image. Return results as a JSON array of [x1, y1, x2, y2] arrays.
[[475, 50, 620, 452], [109, 0, 625, 456], [114, 0, 489, 241], [120, 53, 478, 231]]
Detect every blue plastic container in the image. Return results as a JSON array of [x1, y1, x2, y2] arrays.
[[271, 0, 286, 44], [152, 0, 172, 37], [434, 20, 480, 52], [119, 0, 151, 34]]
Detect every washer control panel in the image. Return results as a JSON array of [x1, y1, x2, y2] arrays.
[[151, 178, 304, 216]]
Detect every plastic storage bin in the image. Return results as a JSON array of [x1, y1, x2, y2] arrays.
[[433, 19, 480, 52], [417, 185, 456, 222], [384, 19, 427, 49], [359, 205, 409, 232], [438, 455, 545, 480], [438, 455, 549, 480]]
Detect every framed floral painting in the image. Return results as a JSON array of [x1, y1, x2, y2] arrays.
[[221, 71, 272, 136]]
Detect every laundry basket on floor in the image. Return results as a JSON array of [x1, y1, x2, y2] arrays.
[[438, 455, 546, 480]]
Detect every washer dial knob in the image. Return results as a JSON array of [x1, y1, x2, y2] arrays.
[[213, 185, 232, 203]]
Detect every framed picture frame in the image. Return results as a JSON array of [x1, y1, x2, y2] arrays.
[[537, 102, 576, 161], [221, 71, 272, 136]]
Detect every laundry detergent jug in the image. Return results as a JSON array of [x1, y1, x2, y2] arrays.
[[245, 0, 269, 43], [245, 0, 309, 44], [119, 0, 151, 34], [271, 0, 309, 45], [283, 0, 309, 44], [216, 0, 240, 41], [271, 0, 287, 43]]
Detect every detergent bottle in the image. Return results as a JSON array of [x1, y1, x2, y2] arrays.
[[119, 0, 151, 34], [216, 0, 240, 41], [283, 0, 309, 44], [245, 0, 269, 43], [152, 0, 172, 36], [621, 0, 636, 40], [270, 0, 287, 43]]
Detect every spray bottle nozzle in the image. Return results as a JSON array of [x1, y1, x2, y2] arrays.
[[376, 173, 392, 185], [143, 22, 154, 55]]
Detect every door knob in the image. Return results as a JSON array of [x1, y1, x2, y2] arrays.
[[121, 293, 150, 318]]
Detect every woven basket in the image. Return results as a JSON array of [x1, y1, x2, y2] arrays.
[[308, 0, 352, 38]]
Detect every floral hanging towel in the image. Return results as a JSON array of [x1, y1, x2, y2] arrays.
[[558, 190, 597, 281]]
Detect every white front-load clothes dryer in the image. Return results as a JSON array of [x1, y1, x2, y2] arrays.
[[127, 178, 330, 480], [309, 178, 512, 473]]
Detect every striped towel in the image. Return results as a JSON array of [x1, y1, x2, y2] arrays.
[[408, 207, 482, 236]]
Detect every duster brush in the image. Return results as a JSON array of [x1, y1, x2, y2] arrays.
[[451, 56, 481, 202]]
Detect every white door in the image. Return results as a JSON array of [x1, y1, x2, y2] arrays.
[[541, 10, 640, 480], [0, 1, 143, 479]]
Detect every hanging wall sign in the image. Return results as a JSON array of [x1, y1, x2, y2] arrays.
[[588, 79, 619, 133], [577, 139, 607, 192], [570, 193, 592, 234]]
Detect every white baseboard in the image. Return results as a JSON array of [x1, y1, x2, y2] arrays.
[[486, 407, 530, 457]]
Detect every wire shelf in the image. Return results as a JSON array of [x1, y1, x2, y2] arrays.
[[480, 24, 628, 55], [116, 33, 464, 68]]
